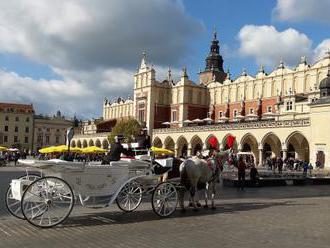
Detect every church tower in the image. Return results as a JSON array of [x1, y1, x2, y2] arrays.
[[199, 30, 227, 85]]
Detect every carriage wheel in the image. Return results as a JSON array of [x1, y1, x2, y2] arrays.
[[21, 176, 74, 228], [5, 174, 41, 219], [152, 182, 178, 217], [116, 180, 143, 212]]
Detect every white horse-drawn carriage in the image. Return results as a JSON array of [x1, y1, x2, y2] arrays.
[[5, 154, 180, 228]]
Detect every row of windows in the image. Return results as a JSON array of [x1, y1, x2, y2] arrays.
[[4, 116, 30, 122], [37, 128, 61, 132], [3, 126, 30, 133], [2, 136, 29, 143], [37, 135, 61, 144], [219, 106, 273, 118]]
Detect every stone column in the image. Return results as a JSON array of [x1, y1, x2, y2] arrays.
[[283, 149, 288, 160], [187, 144, 192, 157], [258, 149, 263, 167]]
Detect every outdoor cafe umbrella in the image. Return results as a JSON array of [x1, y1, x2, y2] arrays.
[[8, 148, 19, 152], [0, 146, 7, 151], [150, 146, 174, 155], [81, 146, 107, 154], [38, 146, 55, 154]]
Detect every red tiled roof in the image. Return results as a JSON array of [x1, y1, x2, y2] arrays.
[[0, 102, 34, 113]]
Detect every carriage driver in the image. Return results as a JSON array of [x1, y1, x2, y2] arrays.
[[102, 134, 130, 164]]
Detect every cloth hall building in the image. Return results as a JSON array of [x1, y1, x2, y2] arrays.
[[76, 32, 330, 168]]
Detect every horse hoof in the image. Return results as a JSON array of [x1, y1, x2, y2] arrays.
[[203, 205, 209, 209], [180, 208, 186, 213], [196, 202, 202, 208], [211, 206, 216, 210], [193, 208, 199, 212]]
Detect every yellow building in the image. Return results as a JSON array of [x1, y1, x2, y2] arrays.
[[0, 103, 34, 151]]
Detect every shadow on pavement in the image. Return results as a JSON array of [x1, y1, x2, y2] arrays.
[[61, 200, 312, 229]]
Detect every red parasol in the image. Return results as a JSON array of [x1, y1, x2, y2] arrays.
[[208, 136, 219, 149], [226, 135, 236, 148]]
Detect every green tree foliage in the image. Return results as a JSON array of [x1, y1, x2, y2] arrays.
[[108, 118, 141, 144]]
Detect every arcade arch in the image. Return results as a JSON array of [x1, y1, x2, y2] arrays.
[[285, 132, 309, 161], [176, 136, 188, 158], [153, 137, 163, 148], [190, 135, 203, 156]]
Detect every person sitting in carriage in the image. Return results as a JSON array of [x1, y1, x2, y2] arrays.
[[102, 134, 130, 164]]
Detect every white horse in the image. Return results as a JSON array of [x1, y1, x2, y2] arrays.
[[179, 149, 231, 211]]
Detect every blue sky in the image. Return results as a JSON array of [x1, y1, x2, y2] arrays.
[[0, 0, 329, 118]]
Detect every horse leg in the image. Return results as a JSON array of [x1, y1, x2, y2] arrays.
[[190, 186, 198, 211], [211, 182, 216, 209], [179, 187, 186, 213], [204, 182, 209, 208]]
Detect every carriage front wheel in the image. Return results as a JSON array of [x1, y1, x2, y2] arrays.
[[151, 182, 178, 217], [116, 180, 143, 212], [5, 174, 41, 219], [21, 176, 74, 228]]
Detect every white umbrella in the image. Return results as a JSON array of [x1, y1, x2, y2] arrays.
[[8, 148, 19, 152], [203, 117, 213, 122], [245, 113, 258, 121], [183, 119, 193, 124], [171, 121, 179, 124], [217, 116, 229, 123], [235, 114, 245, 120], [262, 112, 276, 119], [192, 118, 203, 123], [162, 121, 171, 126]]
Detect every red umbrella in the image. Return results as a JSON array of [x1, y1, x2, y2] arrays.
[[208, 136, 219, 149], [226, 135, 236, 148]]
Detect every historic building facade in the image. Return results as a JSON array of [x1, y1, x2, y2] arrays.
[[0, 103, 35, 151], [33, 111, 73, 151], [74, 32, 330, 167]]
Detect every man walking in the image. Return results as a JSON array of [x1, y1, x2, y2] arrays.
[[237, 156, 246, 191]]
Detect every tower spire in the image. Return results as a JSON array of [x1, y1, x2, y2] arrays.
[[139, 51, 148, 71]]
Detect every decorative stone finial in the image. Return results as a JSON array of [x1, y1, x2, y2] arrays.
[[241, 68, 247, 76], [226, 69, 231, 80], [213, 25, 217, 40], [167, 66, 172, 81], [300, 56, 307, 64], [278, 58, 284, 69], [182, 67, 188, 78], [259, 64, 265, 73]]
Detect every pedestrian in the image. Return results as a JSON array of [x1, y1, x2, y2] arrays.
[[277, 156, 283, 174], [237, 156, 246, 191], [249, 164, 259, 187], [308, 162, 313, 176]]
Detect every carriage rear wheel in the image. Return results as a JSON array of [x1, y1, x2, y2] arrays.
[[116, 180, 143, 212], [5, 174, 41, 219], [152, 182, 178, 217], [21, 176, 74, 228]]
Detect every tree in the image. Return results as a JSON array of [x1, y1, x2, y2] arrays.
[[108, 118, 141, 144]]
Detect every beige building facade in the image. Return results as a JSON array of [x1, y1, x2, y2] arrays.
[[33, 111, 73, 151], [0, 103, 34, 151], [73, 32, 330, 168]]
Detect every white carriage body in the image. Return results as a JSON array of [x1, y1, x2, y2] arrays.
[[16, 159, 154, 198]]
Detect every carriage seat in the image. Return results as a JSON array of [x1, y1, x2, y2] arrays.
[[18, 159, 85, 171]]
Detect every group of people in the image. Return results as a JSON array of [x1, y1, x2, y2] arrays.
[[265, 156, 314, 175], [0, 151, 27, 166]]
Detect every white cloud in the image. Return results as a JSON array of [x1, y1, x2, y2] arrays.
[[314, 39, 330, 61], [0, 0, 203, 117], [0, 0, 203, 70], [273, 0, 330, 23], [238, 25, 313, 67]]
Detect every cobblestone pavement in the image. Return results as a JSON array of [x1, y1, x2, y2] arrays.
[[1, 168, 330, 248]]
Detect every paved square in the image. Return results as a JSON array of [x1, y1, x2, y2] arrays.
[[1, 170, 330, 248]]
